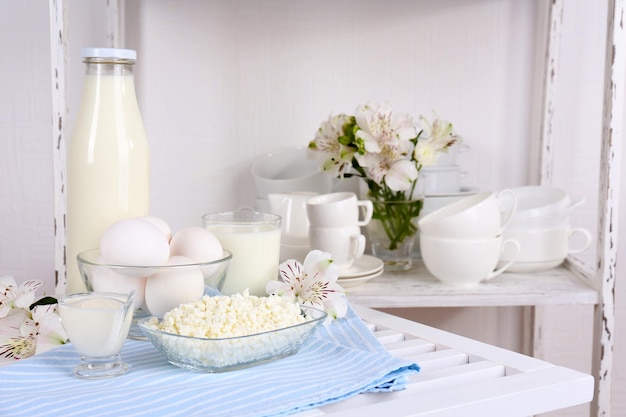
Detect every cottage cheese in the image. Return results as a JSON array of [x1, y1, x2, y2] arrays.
[[150, 291, 306, 338], [141, 292, 322, 371]]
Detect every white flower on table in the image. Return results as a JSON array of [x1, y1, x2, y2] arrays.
[[0, 276, 41, 317], [0, 276, 67, 361], [266, 250, 347, 323]]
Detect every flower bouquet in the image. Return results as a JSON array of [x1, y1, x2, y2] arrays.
[[307, 102, 460, 270]]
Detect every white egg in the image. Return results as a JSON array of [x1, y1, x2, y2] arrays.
[[169, 227, 223, 262], [144, 256, 205, 316], [137, 215, 172, 242], [169, 227, 225, 279], [100, 218, 170, 268], [90, 263, 147, 311]]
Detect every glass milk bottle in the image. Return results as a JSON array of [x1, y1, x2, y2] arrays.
[[66, 48, 150, 294]]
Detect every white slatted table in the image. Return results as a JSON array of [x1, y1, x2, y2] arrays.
[[307, 305, 593, 417]]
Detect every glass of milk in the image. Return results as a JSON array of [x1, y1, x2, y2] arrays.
[[203, 209, 281, 296], [58, 291, 135, 379]]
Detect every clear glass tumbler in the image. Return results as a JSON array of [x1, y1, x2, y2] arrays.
[[203, 208, 281, 296]]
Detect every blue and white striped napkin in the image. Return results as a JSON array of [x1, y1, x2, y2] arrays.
[[0, 305, 419, 417]]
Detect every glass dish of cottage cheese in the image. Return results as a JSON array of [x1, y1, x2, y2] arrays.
[[137, 292, 327, 372]]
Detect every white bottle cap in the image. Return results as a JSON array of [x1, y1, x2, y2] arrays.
[[81, 47, 137, 60]]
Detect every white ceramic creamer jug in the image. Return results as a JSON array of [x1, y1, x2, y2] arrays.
[[268, 192, 317, 245]]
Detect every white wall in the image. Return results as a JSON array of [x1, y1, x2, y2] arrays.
[[123, 0, 536, 234], [0, 1, 56, 294], [0, 1, 621, 416]]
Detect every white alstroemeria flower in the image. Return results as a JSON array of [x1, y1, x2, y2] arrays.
[[0, 304, 68, 361], [323, 298, 348, 320], [419, 113, 459, 149], [355, 151, 388, 185], [384, 159, 419, 192], [0, 276, 43, 318], [308, 113, 356, 177], [353, 102, 417, 187], [413, 139, 442, 168], [32, 304, 68, 355], [355, 142, 417, 190], [266, 250, 347, 322], [0, 308, 35, 360], [0, 276, 68, 361], [355, 102, 417, 155]]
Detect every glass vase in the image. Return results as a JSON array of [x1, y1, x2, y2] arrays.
[[366, 198, 424, 271]]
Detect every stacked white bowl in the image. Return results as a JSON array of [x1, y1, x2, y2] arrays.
[[498, 185, 591, 273], [417, 190, 521, 287], [420, 142, 473, 197], [415, 142, 478, 260], [251, 147, 335, 212]]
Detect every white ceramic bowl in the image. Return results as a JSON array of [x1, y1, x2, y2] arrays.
[[418, 190, 516, 238], [422, 191, 479, 214], [499, 226, 592, 272], [421, 165, 468, 196], [432, 142, 470, 167], [503, 185, 583, 229], [251, 147, 334, 199]]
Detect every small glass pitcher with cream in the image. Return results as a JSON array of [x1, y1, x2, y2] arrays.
[[58, 291, 135, 379]]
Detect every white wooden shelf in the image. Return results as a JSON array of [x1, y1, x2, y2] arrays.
[[346, 262, 598, 309]]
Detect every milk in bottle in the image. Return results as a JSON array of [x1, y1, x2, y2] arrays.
[[66, 48, 150, 293]]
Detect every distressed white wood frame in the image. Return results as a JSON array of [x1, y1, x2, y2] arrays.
[[49, 0, 67, 294], [48, 0, 622, 414], [535, 0, 624, 415], [50, 0, 124, 293], [590, 0, 624, 414]]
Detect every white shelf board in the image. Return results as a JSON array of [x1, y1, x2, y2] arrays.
[[345, 262, 598, 308]]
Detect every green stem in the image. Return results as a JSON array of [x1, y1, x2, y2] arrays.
[[371, 198, 423, 251]]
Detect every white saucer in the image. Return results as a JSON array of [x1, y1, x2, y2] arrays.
[[497, 259, 564, 273], [425, 186, 480, 198], [338, 268, 383, 287], [338, 255, 384, 278]]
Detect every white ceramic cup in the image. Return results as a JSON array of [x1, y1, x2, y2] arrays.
[[308, 225, 366, 270], [418, 190, 517, 238], [306, 192, 374, 228], [420, 233, 520, 287], [499, 226, 592, 272], [268, 191, 317, 245]]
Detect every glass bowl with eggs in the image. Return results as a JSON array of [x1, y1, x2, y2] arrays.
[[77, 216, 232, 339], [137, 293, 327, 372]]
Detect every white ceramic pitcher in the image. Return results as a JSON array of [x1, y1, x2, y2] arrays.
[[268, 192, 317, 245]]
